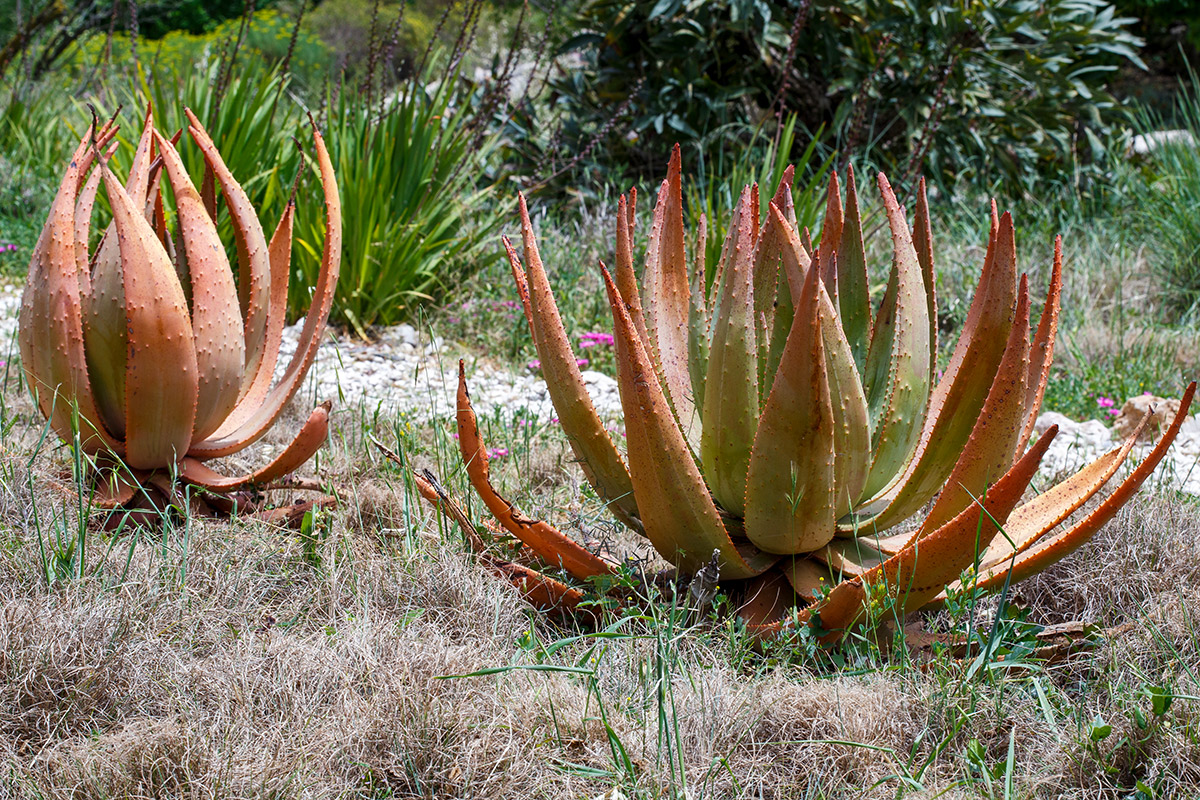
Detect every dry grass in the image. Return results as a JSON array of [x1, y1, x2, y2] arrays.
[[2, 380, 1200, 799]]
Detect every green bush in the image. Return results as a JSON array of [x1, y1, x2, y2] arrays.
[[547, 0, 1146, 196], [60, 9, 330, 91]]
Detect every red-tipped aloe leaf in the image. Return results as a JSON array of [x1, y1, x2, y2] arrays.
[[603, 264, 775, 579], [102, 166, 198, 470], [771, 205, 870, 515], [455, 362, 616, 581], [153, 130, 246, 442], [615, 191, 650, 351], [503, 235, 534, 333], [977, 409, 1149, 571], [189, 121, 341, 458], [641, 144, 699, 442], [19, 129, 123, 455], [963, 384, 1195, 593], [837, 165, 871, 371], [817, 171, 843, 311], [688, 212, 710, 412], [1018, 236, 1062, 453], [508, 195, 642, 532], [912, 177, 938, 387], [180, 401, 332, 490], [183, 109, 274, 403], [916, 275, 1032, 535], [812, 425, 1058, 637], [848, 206, 1019, 532]]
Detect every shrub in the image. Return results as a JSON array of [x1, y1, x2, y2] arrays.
[[547, 0, 1145, 196]]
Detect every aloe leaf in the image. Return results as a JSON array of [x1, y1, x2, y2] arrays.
[[701, 186, 761, 516], [961, 383, 1194, 595], [773, 206, 870, 515], [604, 264, 775, 579], [977, 407, 1148, 571], [743, 243, 836, 554], [615, 190, 650, 351], [917, 275, 1031, 535], [184, 109, 275, 404], [813, 424, 1058, 636], [848, 207, 1018, 533], [1018, 236, 1063, 453], [19, 128, 123, 455], [502, 195, 643, 533], [190, 120, 341, 458], [182, 401, 331, 490], [102, 165, 199, 469], [154, 130, 246, 442], [912, 177, 938, 390], [688, 212, 710, 412], [837, 165, 871, 372], [859, 174, 933, 500], [817, 171, 843, 313], [641, 144, 700, 444], [83, 125, 156, 440]]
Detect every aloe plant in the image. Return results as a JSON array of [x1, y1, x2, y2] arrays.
[[451, 148, 1194, 638], [17, 108, 340, 508]]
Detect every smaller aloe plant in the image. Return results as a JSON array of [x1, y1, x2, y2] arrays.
[[444, 147, 1194, 639], [18, 108, 341, 508]]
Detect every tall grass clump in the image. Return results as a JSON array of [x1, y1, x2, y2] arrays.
[[292, 70, 499, 335], [1139, 69, 1200, 320]]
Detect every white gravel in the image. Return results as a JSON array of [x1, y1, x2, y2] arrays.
[[5, 282, 1200, 496]]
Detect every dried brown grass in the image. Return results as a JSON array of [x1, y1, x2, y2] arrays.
[[1, 386, 1199, 799]]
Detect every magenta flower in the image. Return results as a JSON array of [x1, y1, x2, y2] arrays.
[[1096, 396, 1116, 409], [527, 359, 541, 371], [489, 447, 510, 459], [580, 331, 615, 347], [576, 358, 589, 368]]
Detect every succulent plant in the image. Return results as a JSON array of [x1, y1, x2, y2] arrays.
[[452, 147, 1194, 638], [18, 109, 341, 508]]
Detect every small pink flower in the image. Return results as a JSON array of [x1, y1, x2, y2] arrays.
[[576, 358, 589, 368], [550, 416, 559, 424], [580, 332, 615, 347], [1096, 396, 1116, 409], [1107, 409, 1120, 418], [488, 447, 510, 459], [578, 339, 596, 349], [527, 360, 541, 371]]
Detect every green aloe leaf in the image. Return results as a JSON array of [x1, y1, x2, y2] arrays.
[[859, 174, 933, 500], [700, 186, 760, 516]]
